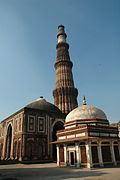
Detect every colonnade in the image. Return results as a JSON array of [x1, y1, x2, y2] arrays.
[[57, 140, 120, 168]]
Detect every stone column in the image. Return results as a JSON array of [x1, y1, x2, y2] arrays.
[[64, 144, 67, 166], [86, 141, 93, 168], [22, 114, 26, 160], [10, 122, 14, 160], [21, 134, 25, 160], [3, 126, 7, 159], [57, 144, 60, 166], [75, 142, 81, 168], [2, 136, 6, 159], [110, 141, 117, 166], [19, 140, 22, 161], [118, 141, 120, 156], [15, 141, 18, 159], [97, 141, 104, 167]]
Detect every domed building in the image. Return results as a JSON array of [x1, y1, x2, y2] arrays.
[[55, 97, 120, 168], [0, 97, 65, 163]]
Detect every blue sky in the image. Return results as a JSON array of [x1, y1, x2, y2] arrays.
[[0, 0, 120, 123]]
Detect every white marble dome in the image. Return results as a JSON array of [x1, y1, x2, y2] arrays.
[[66, 105, 107, 123]]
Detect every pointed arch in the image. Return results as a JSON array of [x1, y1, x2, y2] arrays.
[[5, 124, 12, 159], [52, 120, 64, 161]]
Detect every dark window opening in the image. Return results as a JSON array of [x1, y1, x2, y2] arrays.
[[70, 152, 75, 165]]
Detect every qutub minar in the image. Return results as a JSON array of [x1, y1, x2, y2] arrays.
[[0, 25, 120, 168], [53, 25, 78, 114]]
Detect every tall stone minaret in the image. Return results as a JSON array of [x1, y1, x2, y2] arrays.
[[53, 25, 78, 114]]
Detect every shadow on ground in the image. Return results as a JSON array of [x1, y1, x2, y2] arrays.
[[0, 165, 108, 180]]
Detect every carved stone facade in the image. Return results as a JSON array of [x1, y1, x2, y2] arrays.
[[53, 25, 78, 114], [0, 98, 65, 163], [0, 111, 23, 161]]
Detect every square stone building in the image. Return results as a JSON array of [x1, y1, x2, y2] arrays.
[[0, 97, 65, 163]]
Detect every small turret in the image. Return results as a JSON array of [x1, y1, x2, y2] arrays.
[[57, 25, 67, 43], [83, 96, 87, 105]]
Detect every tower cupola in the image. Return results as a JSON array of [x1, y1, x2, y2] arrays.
[[57, 25, 67, 43]]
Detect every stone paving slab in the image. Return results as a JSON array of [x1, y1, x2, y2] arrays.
[[0, 163, 120, 180]]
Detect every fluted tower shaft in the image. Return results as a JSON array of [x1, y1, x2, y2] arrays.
[[53, 25, 78, 114]]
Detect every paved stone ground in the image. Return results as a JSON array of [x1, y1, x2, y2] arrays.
[[0, 163, 120, 180]]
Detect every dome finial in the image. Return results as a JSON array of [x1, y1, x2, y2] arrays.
[[83, 96, 87, 105]]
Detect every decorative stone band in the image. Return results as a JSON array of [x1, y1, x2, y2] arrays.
[[76, 132, 86, 137], [54, 60, 73, 69], [53, 87, 78, 96], [57, 126, 87, 135], [56, 42, 69, 49], [59, 136, 66, 140], [56, 124, 118, 143], [66, 134, 75, 139], [89, 132, 118, 137], [58, 131, 118, 141], [64, 118, 109, 127], [57, 124, 118, 136]]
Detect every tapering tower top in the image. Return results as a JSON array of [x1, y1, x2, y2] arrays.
[[53, 25, 78, 114], [57, 25, 67, 44]]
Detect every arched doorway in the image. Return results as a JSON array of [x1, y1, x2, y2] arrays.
[[5, 124, 12, 159], [38, 143, 43, 160], [26, 141, 34, 160], [52, 121, 64, 161]]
